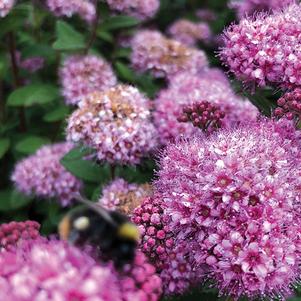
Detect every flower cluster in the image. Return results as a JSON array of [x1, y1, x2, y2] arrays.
[[99, 178, 152, 215], [178, 101, 225, 132], [230, 0, 294, 18], [196, 9, 217, 21], [132, 196, 198, 295], [46, 0, 96, 22], [11, 142, 82, 206], [131, 30, 208, 79], [168, 19, 211, 46], [274, 88, 301, 123], [220, 3, 301, 89], [0, 239, 162, 301], [154, 71, 258, 145], [154, 121, 301, 299], [0, 221, 41, 251], [106, 0, 160, 20], [67, 85, 158, 165], [0, 0, 15, 17], [15, 52, 45, 73], [60, 55, 117, 106]]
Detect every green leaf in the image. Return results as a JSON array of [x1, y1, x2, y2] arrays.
[[0, 138, 10, 159], [15, 135, 50, 154], [10, 190, 32, 210], [60, 147, 110, 183], [100, 16, 140, 31], [43, 106, 69, 122], [53, 21, 85, 51], [7, 84, 59, 107], [96, 30, 114, 43], [115, 61, 136, 82], [0, 190, 11, 211]]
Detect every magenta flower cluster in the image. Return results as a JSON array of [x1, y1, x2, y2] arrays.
[[151, 121, 301, 299], [11, 142, 82, 206], [153, 71, 258, 145], [106, 0, 160, 20], [99, 178, 152, 215], [131, 30, 208, 79], [230, 0, 294, 18], [220, 3, 301, 89], [67, 85, 158, 165], [0, 0, 15, 17], [0, 239, 162, 301], [60, 54, 117, 106], [46, 0, 96, 22], [0, 221, 40, 251], [168, 19, 212, 46]]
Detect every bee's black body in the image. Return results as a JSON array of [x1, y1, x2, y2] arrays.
[[59, 200, 139, 268]]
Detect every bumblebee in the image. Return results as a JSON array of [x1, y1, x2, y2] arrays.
[[59, 196, 140, 267]]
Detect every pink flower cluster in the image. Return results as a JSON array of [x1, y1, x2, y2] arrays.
[[11, 142, 82, 206], [131, 30, 208, 79], [230, 0, 294, 18], [0, 0, 15, 17], [99, 178, 152, 215], [20, 57, 44, 73], [60, 55, 117, 106], [196, 9, 216, 21], [153, 121, 301, 299], [0, 221, 40, 251], [46, 0, 96, 22], [132, 196, 198, 294], [0, 239, 162, 301], [67, 85, 158, 165], [106, 0, 160, 20], [168, 19, 212, 46], [154, 71, 258, 145], [220, 3, 301, 89]]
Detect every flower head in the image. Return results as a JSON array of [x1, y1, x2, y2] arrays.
[[0, 239, 162, 301], [220, 3, 301, 89], [46, 0, 96, 22], [67, 85, 158, 165], [154, 72, 258, 145], [0, 221, 41, 251], [230, 0, 294, 19], [60, 55, 117, 105], [154, 120, 301, 299], [168, 19, 211, 46], [11, 142, 82, 206], [99, 178, 152, 215], [106, 0, 160, 20], [131, 30, 208, 79], [0, 0, 15, 17], [20, 57, 45, 73]]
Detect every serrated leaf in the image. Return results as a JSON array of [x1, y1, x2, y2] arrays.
[[100, 16, 140, 31], [53, 21, 85, 51], [43, 106, 69, 122], [15, 136, 50, 154], [0, 138, 10, 159], [7, 84, 58, 107]]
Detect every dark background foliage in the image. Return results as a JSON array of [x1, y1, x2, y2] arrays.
[[0, 1, 298, 300]]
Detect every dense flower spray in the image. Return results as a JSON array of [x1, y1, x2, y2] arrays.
[[11, 142, 82, 206], [131, 30, 208, 79], [230, 0, 294, 18], [153, 72, 258, 145], [0, 221, 41, 251], [67, 85, 158, 164], [168, 19, 211, 46], [99, 178, 152, 215], [60, 55, 117, 106], [0, 0, 15, 17], [154, 121, 301, 299], [46, 0, 96, 22], [106, 0, 160, 20], [220, 3, 301, 89], [0, 239, 162, 301]]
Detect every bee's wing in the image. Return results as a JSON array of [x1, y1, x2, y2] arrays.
[[74, 195, 118, 227]]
